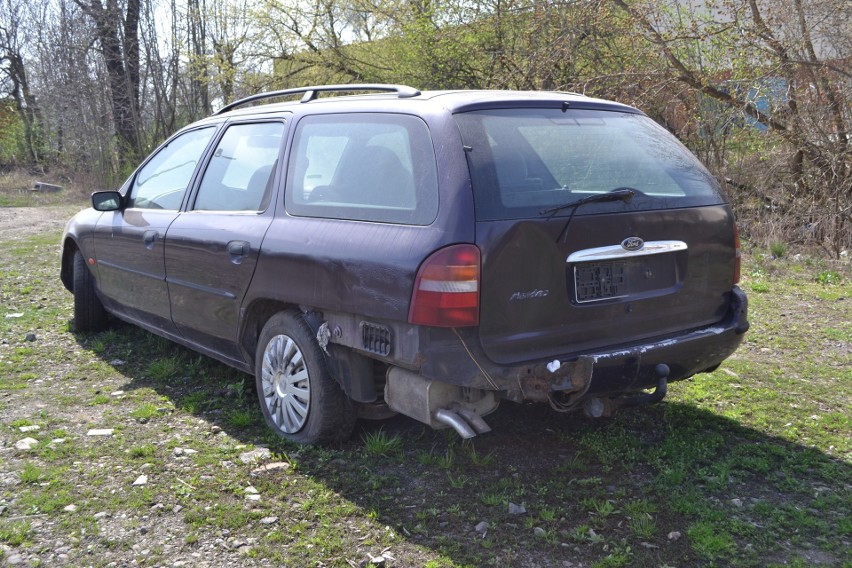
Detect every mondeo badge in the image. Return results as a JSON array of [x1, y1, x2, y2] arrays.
[[621, 237, 644, 252]]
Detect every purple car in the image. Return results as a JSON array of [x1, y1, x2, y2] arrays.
[[61, 85, 748, 444]]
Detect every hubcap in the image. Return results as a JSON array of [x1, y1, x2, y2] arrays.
[[261, 334, 310, 433]]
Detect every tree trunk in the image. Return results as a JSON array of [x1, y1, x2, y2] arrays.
[[75, 0, 142, 165]]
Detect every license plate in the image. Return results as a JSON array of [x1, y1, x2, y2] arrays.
[[574, 261, 627, 303]]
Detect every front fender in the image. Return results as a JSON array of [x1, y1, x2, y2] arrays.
[[60, 207, 102, 292]]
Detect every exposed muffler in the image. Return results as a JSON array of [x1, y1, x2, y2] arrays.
[[385, 367, 498, 438]]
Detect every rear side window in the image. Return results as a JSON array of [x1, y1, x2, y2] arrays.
[[455, 109, 726, 221], [285, 113, 439, 225]]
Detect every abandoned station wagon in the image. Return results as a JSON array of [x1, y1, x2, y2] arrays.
[[61, 85, 749, 444]]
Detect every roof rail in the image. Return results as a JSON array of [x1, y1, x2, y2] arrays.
[[215, 84, 422, 115]]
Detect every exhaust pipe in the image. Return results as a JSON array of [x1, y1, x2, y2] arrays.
[[456, 407, 492, 435], [434, 408, 481, 439]]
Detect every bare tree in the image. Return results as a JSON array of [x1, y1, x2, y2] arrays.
[[74, 0, 143, 164], [0, 0, 44, 163], [612, 0, 851, 254]]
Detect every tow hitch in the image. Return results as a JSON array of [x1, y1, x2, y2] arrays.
[[583, 363, 670, 418]]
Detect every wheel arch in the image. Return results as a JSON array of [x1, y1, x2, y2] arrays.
[[60, 236, 80, 292], [239, 301, 379, 403], [239, 299, 300, 368]]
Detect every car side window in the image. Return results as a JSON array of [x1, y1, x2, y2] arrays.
[[193, 122, 285, 212], [285, 113, 439, 225], [127, 127, 216, 210]]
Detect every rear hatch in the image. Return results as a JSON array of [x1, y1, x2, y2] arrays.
[[454, 106, 737, 365]]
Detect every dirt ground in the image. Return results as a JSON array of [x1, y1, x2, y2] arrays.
[[0, 205, 84, 241]]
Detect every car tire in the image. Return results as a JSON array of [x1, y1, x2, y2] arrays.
[[73, 250, 108, 332], [255, 310, 356, 445]]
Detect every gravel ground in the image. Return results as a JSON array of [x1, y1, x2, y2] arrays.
[[0, 205, 83, 241]]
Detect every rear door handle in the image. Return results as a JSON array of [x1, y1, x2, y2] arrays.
[[227, 240, 250, 264]]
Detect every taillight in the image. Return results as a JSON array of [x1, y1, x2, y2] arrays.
[[409, 244, 480, 327], [733, 223, 741, 284]]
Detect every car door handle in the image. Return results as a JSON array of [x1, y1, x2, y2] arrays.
[[227, 240, 250, 264], [143, 230, 158, 250]]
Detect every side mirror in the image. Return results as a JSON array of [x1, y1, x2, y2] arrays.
[[92, 191, 123, 212]]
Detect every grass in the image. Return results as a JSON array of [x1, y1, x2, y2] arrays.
[[0, 217, 849, 566]]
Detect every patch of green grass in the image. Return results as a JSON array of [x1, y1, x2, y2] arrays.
[[129, 402, 160, 421], [688, 521, 736, 560], [362, 428, 404, 457], [146, 356, 184, 383], [225, 408, 257, 429], [824, 326, 851, 341], [20, 462, 43, 484], [128, 444, 156, 459], [815, 270, 841, 285], [769, 241, 788, 258], [0, 520, 33, 546], [91, 393, 111, 405]]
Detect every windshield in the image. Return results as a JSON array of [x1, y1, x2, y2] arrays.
[[454, 108, 726, 221]]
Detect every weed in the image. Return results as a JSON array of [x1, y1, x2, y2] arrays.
[[769, 241, 788, 258], [688, 521, 736, 560], [129, 403, 160, 421], [569, 524, 604, 544], [91, 393, 111, 405], [446, 471, 471, 489], [750, 282, 770, 293], [628, 514, 656, 539], [480, 491, 505, 507], [815, 270, 841, 284], [436, 447, 455, 470], [225, 380, 249, 405], [362, 428, 403, 457], [592, 544, 632, 568], [146, 356, 183, 383], [20, 462, 42, 484], [0, 520, 32, 546], [582, 497, 619, 518], [128, 444, 156, 459], [225, 408, 256, 429]]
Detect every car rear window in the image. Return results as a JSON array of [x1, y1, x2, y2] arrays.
[[454, 108, 726, 221], [285, 113, 439, 225]]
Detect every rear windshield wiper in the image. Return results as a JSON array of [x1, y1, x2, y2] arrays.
[[540, 187, 636, 217], [540, 187, 636, 244]]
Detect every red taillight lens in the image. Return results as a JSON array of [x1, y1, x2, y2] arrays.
[[733, 224, 741, 284], [409, 244, 480, 327]]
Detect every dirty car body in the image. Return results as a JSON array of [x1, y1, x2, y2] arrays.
[[61, 85, 749, 444]]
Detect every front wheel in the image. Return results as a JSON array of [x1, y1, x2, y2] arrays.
[[255, 310, 356, 445]]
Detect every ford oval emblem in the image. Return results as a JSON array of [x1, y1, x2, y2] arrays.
[[622, 237, 644, 252]]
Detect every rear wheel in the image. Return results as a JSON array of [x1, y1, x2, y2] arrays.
[[255, 310, 356, 445], [72, 250, 108, 332]]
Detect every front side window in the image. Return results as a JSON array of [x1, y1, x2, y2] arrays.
[[455, 109, 726, 221], [193, 122, 285, 212], [285, 113, 439, 225], [128, 127, 216, 210]]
